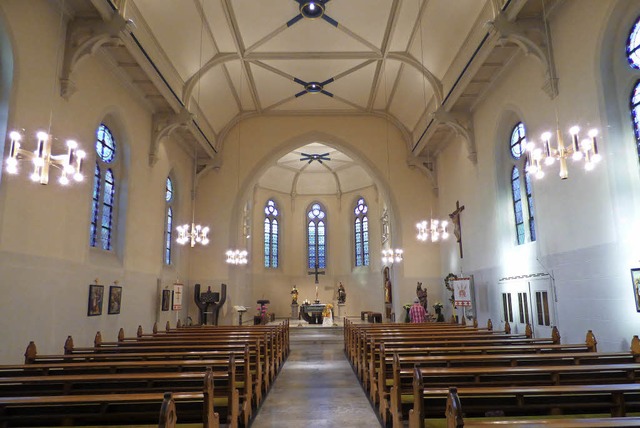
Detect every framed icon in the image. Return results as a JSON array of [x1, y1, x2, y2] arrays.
[[88, 284, 104, 316], [108, 285, 122, 315]]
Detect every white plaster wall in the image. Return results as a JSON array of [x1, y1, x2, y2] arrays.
[[437, 0, 640, 351], [0, 1, 194, 363]]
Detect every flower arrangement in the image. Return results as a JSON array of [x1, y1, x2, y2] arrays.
[[322, 303, 333, 318], [444, 273, 457, 307]]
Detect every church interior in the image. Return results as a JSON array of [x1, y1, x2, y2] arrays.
[[1, 0, 640, 425]]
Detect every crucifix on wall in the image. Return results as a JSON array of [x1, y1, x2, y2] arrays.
[[308, 263, 325, 303], [449, 200, 465, 258]]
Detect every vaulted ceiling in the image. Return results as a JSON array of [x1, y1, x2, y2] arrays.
[[65, 0, 558, 168]]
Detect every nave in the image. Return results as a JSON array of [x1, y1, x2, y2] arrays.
[[252, 326, 381, 428]]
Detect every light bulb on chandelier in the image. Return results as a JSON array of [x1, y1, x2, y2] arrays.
[[5, 131, 86, 185], [525, 126, 601, 180], [416, 219, 449, 242]]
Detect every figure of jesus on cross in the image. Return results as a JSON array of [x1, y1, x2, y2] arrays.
[[308, 263, 325, 303]]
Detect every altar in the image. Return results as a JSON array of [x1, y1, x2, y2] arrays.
[[300, 303, 331, 324]]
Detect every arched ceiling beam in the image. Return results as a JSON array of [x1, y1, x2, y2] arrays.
[[183, 52, 240, 107], [386, 52, 443, 106]]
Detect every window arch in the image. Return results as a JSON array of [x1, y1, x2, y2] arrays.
[[90, 124, 118, 250], [307, 202, 326, 269], [631, 81, 640, 160], [508, 122, 536, 245], [165, 176, 174, 265], [354, 197, 369, 267], [264, 199, 279, 268]]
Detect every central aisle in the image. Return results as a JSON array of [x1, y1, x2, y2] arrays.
[[251, 325, 382, 427]]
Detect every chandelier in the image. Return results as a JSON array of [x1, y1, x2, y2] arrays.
[[5, 131, 86, 185], [526, 126, 601, 180], [226, 249, 248, 265], [416, 219, 449, 242], [381, 248, 403, 265], [176, 152, 210, 247]]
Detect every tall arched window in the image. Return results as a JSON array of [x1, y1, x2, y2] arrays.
[[264, 199, 279, 268], [165, 176, 174, 265], [628, 17, 640, 162], [90, 124, 117, 250], [627, 15, 640, 69], [508, 122, 536, 245], [307, 202, 326, 269], [354, 197, 369, 267]]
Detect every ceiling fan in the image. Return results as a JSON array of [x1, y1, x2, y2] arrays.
[[287, 0, 338, 28]]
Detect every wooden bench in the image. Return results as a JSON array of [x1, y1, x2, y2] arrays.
[[25, 339, 261, 409], [443, 386, 640, 427], [396, 363, 640, 428], [0, 367, 221, 428], [376, 331, 612, 419]]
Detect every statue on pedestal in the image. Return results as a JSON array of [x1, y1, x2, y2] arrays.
[[337, 282, 346, 304], [416, 282, 428, 312], [290, 285, 299, 305]]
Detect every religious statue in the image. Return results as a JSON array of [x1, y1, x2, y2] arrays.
[[337, 282, 346, 304], [384, 267, 392, 304], [416, 282, 428, 312], [290, 285, 299, 305]]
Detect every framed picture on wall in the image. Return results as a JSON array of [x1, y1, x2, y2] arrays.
[[88, 284, 104, 316], [632, 268, 640, 312], [161, 289, 171, 312], [108, 285, 122, 315]]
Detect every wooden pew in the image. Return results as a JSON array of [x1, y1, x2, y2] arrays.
[[400, 364, 640, 428], [0, 367, 222, 428], [19, 346, 251, 425], [59, 334, 267, 402], [443, 387, 640, 427], [377, 331, 616, 420]]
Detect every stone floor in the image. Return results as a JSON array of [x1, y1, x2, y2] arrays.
[[251, 325, 382, 427]]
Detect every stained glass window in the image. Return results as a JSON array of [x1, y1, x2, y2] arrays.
[[101, 169, 115, 251], [524, 172, 536, 242], [628, 16, 640, 69], [90, 123, 118, 250], [90, 164, 101, 247], [511, 166, 525, 245], [631, 81, 640, 161], [510, 122, 527, 159], [354, 197, 369, 266], [307, 202, 326, 269], [264, 199, 279, 268], [165, 177, 174, 265], [95, 124, 116, 163]]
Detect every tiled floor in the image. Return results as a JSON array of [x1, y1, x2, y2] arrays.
[[251, 324, 382, 427]]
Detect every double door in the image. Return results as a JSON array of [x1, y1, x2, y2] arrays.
[[498, 276, 556, 338]]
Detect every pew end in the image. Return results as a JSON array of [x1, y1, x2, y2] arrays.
[[94, 331, 102, 347], [63, 335, 73, 354], [551, 326, 561, 344], [631, 335, 640, 356], [586, 330, 598, 352], [445, 387, 464, 428], [24, 341, 37, 364], [158, 392, 177, 428], [118, 327, 125, 342], [487, 319, 493, 331], [137, 325, 143, 337]]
